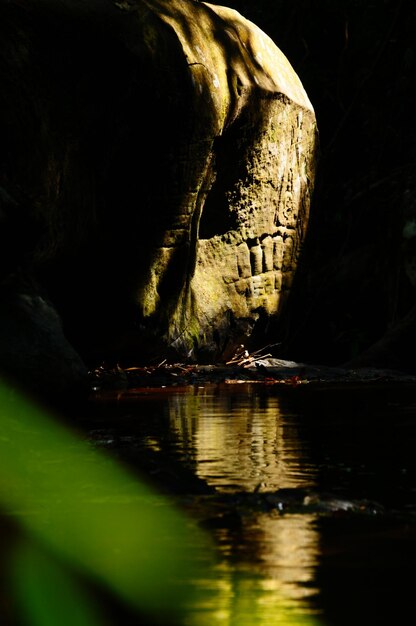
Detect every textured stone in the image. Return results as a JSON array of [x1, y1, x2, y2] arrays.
[[0, 0, 318, 367], [0, 275, 89, 403]]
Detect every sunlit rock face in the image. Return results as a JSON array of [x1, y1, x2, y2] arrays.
[[0, 0, 318, 365]]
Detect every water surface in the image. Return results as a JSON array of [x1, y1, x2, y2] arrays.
[[82, 381, 416, 626]]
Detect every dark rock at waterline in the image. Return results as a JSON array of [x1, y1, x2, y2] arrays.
[[214, 488, 385, 516], [0, 275, 89, 405]]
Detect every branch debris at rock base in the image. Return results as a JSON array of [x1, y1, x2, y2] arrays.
[[225, 343, 280, 367], [88, 352, 416, 393]]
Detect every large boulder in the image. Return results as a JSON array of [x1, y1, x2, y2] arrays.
[[0, 0, 317, 371]]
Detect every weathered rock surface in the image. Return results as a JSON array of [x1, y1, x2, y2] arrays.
[[0, 274, 89, 405], [0, 0, 317, 382]]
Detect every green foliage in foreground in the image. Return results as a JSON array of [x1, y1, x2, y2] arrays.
[[0, 380, 214, 624]]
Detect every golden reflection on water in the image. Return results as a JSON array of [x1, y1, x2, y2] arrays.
[[184, 515, 321, 625], [166, 384, 322, 626], [167, 384, 317, 492]]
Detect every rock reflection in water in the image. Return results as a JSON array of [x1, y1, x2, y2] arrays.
[[166, 384, 321, 625], [167, 384, 318, 493]]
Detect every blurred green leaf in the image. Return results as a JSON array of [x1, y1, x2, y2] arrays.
[[0, 381, 214, 621], [13, 540, 103, 626]]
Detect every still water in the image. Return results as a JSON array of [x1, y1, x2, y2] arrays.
[[85, 381, 416, 626]]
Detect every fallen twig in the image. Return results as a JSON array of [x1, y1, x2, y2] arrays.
[[226, 344, 275, 368]]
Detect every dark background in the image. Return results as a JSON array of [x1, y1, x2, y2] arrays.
[[210, 0, 416, 368]]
